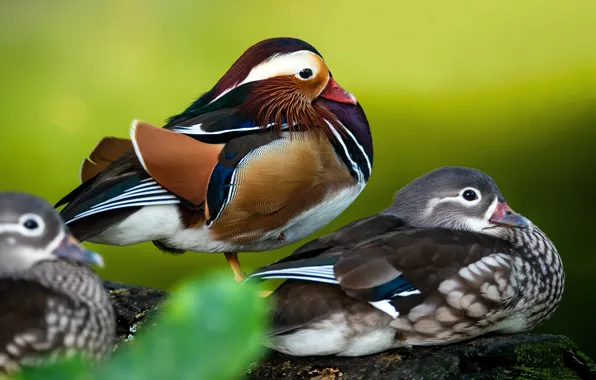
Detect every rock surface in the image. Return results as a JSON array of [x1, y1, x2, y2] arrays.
[[104, 281, 596, 380], [249, 334, 595, 380]]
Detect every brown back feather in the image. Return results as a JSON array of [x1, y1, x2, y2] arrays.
[[79, 137, 133, 183]]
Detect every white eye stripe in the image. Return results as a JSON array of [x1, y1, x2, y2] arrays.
[[426, 187, 483, 213], [0, 224, 24, 234], [0, 214, 46, 237], [243, 50, 321, 83], [208, 50, 324, 105]]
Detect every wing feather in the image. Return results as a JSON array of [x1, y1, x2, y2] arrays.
[[130, 120, 223, 206], [249, 226, 516, 320], [79, 137, 133, 183]]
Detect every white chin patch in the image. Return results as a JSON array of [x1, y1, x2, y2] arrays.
[[20, 247, 58, 267], [464, 217, 493, 232], [466, 197, 499, 232]]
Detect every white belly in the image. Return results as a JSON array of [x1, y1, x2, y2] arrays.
[[266, 315, 406, 356], [89, 205, 182, 246], [88, 185, 364, 253]]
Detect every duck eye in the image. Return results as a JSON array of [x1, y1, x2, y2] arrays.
[[462, 189, 478, 201], [23, 219, 39, 230], [18, 213, 45, 236], [298, 68, 313, 80]]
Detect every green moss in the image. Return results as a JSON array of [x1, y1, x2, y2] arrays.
[[511, 338, 596, 379], [514, 340, 565, 367], [511, 365, 578, 379], [575, 350, 596, 368]]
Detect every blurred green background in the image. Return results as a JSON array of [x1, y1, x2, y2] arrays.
[[1, 0, 595, 358]]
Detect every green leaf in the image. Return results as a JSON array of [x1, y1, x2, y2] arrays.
[[15, 357, 93, 380], [19, 271, 268, 380]]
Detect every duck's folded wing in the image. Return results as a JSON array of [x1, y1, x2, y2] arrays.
[[250, 228, 518, 320], [57, 121, 215, 239], [57, 123, 288, 241], [166, 83, 292, 142], [79, 137, 134, 184], [56, 143, 180, 241], [169, 108, 289, 144]]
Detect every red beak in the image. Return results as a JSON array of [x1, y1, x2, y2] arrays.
[[319, 77, 357, 104], [489, 202, 530, 228]]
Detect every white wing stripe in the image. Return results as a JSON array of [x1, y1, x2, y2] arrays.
[[253, 265, 336, 278], [171, 125, 262, 135], [69, 195, 179, 221], [91, 187, 167, 209], [253, 269, 336, 279], [170, 121, 294, 136], [253, 275, 339, 285], [66, 199, 180, 224], [369, 300, 400, 318], [123, 181, 159, 193], [394, 289, 422, 297], [80, 195, 178, 215]]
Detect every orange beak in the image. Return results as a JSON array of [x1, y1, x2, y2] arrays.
[[319, 77, 357, 104]]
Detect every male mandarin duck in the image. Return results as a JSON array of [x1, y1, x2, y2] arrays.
[[249, 167, 564, 356], [0, 192, 115, 374], [55, 37, 373, 281]]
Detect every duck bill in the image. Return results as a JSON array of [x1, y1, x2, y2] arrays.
[[488, 202, 530, 228], [53, 233, 104, 267], [319, 77, 357, 104]]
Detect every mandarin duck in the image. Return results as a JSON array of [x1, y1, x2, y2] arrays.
[[0, 192, 115, 374], [55, 37, 372, 281], [248, 167, 564, 356]]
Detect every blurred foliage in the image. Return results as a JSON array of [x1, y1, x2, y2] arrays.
[[17, 272, 267, 380], [1, 0, 595, 357]]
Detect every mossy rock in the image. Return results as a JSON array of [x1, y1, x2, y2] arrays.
[[249, 335, 595, 380], [104, 281, 595, 380], [104, 280, 167, 346]]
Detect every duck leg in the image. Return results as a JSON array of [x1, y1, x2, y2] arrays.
[[224, 252, 246, 282], [224, 252, 273, 297]]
